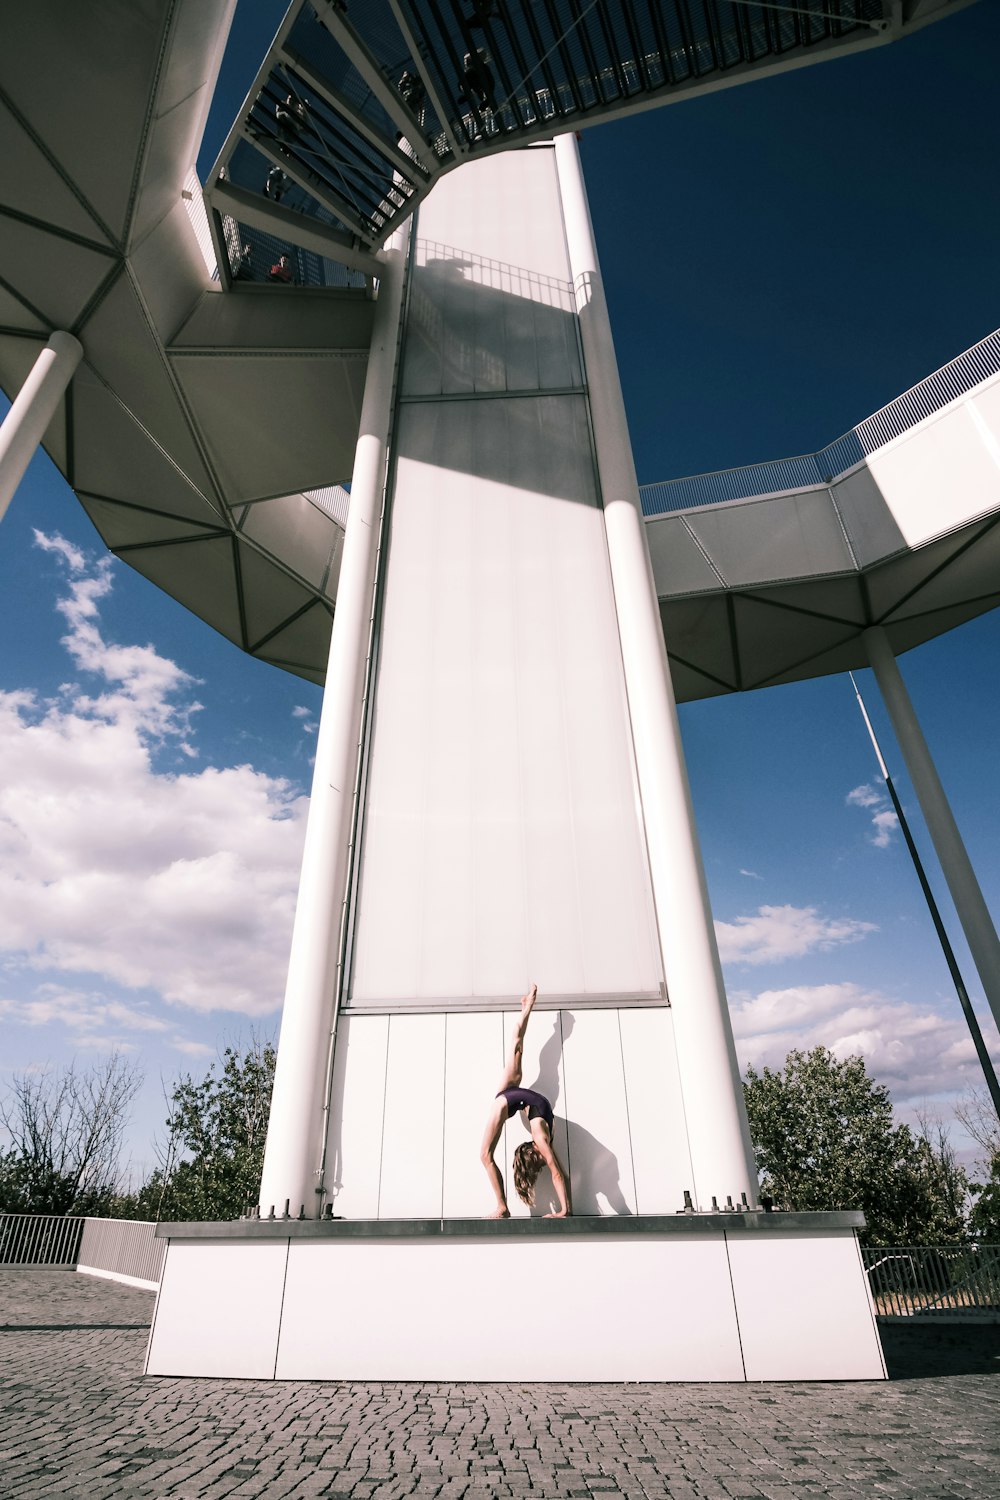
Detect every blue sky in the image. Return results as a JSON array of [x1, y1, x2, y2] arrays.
[[2, 1, 999, 1176]]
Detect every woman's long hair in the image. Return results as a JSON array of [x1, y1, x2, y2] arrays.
[[512, 1141, 545, 1205]]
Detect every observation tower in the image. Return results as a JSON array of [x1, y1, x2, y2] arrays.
[[0, 0, 990, 1381]]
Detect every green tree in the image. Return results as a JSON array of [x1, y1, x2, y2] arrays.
[[743, 1046, 968, 1245], [968, 1155, 1000, 1240], [135, 1037, 275, 1222], [0, 1054, 142, 1215]]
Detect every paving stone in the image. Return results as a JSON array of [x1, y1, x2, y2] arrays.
[[2, 1273, 1000, 1498]]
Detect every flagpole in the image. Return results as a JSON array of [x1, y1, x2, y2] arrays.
[[849, 673, 1000, 1125]]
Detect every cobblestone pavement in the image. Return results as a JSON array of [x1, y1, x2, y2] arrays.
[[2, 1272, 999, 1499]]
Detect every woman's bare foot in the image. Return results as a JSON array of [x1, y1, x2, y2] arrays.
[[487, 1206, 510, 1219], [544, 1210, 569, 1218], [521, 983, 538, 1015]]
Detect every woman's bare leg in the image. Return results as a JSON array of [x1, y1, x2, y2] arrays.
[[480, 1100, 509, 1217], [496, 983, 538, 1092]]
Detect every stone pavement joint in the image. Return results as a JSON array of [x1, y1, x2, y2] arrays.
[[1, 1272, 999, 1498]]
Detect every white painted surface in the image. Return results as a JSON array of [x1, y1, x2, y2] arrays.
[[619, 1008, 693, 1214], [867, 391, 1000, 549], [275, 1234, 745, 1382], [325, 1013, 389, 1220], [0, 331, 82, 523], [558, 1010, 637, 1215], [379, 1013, 447, 1217], [350, 146, 663, 1010], [728, 1231, 886, 1381], [554, 133, 758, 1209], [259, 230, 408, 1218], [145, 1239, 288, 1378], [443, 1012, 506, 1218], [77, 1265, 159, 1292]]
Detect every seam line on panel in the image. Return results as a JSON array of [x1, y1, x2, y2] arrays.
[[272, 1238, 291, 1381], [617, 1010, 640, 1215], [723, 1231, 748, 1382], [376, 1016, 391, 1218]]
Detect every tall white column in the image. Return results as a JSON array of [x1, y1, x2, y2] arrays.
[[0, 332, 83, 524], [554, 134, 758, 1207], [259, 231, 408, 1217], [864, 624, 1000, 1035]]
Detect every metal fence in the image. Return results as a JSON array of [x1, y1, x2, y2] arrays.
[[0, 1213, 85, 1267], [0, 1214, 163, 1288], [864, 1244, 1000, 1321], [639, 326, 1000, 518], [78, 1217, 165, 1289]]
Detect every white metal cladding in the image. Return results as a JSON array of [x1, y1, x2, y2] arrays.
[[78, 1217, 166, 1288], [324, 1008, 692, 1221], [347, 149, 663, 1010]]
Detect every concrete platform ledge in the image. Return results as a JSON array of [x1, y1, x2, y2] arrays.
[[146, 1214, 885, 1383], [154, 1209, 865, 1239]]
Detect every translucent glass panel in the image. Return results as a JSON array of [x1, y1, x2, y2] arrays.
[[349, 397, 663, 1007]]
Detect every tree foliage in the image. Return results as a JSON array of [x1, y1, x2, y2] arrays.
[[133, 1038, 275, 1222], [0, 1053, 142, 1215], [743, 1046, 968, 1246]]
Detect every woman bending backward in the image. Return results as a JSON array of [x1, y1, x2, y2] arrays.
[[480, 984, 571, 1218]]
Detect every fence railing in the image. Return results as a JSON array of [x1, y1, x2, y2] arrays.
[[0, 1212, 85, 1268], [640, 326, 1000, 518], [863, 1244, 1000, 1320], [0, 1213, 163, 1289]]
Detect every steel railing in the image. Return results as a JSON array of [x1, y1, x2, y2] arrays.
[[863, 1244, 1000, 1321], [640, 327, 1000, 518], [0, 1213, 85, 1267], [77, 1218, 165, 1288], [0, 1213, 164, 1287]]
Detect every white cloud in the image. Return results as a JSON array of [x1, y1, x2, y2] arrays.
[[871, 809, 900, 848], [715, 904, 876, 966], [846, 780, 899, 847], [739, 868, 763, 880], [0, 539, 307, 1017], [730, 980, 993, 1105]]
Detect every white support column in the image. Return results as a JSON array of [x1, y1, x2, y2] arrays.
[[864, 624, 1000, 1035], [0, 332, 83, 524], [554, 133, 757, 1208], [259, 231, 408, 1218]]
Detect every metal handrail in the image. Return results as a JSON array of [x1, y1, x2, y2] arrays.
[[640, 327, 1000, 517], [0, 1213, 164, 1286], [863, 1243, 1000, 1320]]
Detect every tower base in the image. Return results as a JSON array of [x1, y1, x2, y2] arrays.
[[145, 1212, 885, 1382]]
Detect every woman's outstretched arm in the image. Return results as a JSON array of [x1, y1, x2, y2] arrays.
[[532, 1122, 571, 1218]]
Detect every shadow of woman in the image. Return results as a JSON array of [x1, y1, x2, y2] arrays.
[[525, 1013, 634, 1217]]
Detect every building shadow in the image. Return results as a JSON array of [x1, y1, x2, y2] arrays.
[[879, 1321, 1000, 1379]]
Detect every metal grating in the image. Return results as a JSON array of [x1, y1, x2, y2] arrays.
[[207, 0, 890, 270]]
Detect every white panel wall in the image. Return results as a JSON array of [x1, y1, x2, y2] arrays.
[[325, 1014, 388, 1220], [324, 1007, 687, 1220], [275, 1234, 745, 1382], [867, 382, 1000, 549], [145, 1240, 288, 1378], [378, 1013, 446, 1217], [619, 1008, 694, 1214], [727, 1230, 886, 1381], [350, 146, 663, 1010], [442, 1012, 506, 1217]]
